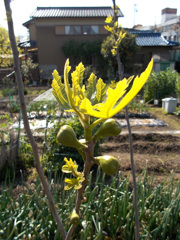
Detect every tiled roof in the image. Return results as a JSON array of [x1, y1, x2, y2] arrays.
[[128, 30, 179, 46], [18, 41, 36, 48], [136, 33, 170, 46], [30, 7, 123, 18]]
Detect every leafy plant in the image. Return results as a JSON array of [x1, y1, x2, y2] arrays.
[[18, 135, 34, 168], [62, 40, 108, 78], [101, 29, 139, 78], [0, 114, 19, 178], [50, 56, 153, 238], [21, 58, 38, 84], [1, 87, 10, 97], [144, 69, 180, 103], [128, 97, 149, 113], [0, 169, 179, 239], [0, 26, 13, 68], [4, 1, 153, 239]]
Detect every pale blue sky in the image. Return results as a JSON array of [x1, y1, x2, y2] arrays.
[[1, 0, 180, 40]]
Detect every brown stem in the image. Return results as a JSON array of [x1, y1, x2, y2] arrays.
[[65, 141, 94, 240], [116, 51, 122, 80], [4, 1, 66, 239]]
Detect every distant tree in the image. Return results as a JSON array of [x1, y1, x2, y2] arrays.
[[0, 26, 13, 67], [101, 29, 139, 79]]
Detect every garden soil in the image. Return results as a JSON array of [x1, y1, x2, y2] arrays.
[[101, 129, 180, 185]]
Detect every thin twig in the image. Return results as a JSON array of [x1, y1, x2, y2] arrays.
[[125, 107, 140, 240], [4, 1, 66, 239]]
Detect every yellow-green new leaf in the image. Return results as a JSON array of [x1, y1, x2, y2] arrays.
[[62, 158, 78, 174], [64, 173, 85, 190], [63, 59, 85, 121], [80, 59, 153, 119], [51, 70, 70, 110], [111, 49, 117, 56], [114, 21, 118, 28], [104, 25, 114, 33], [105, 16, 113, 23], [64, 178, 78, 190], [85, 73, 97, 100], [74, 62, 85, 87], [95, 78, 107, 103], [64, 59, 75, 109], [94, 77, 130, 115]]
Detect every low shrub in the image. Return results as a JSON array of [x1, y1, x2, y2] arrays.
[[39, 89, 46, 95], [2, 87, 17, 97], [1, 87, 9, 97], [144, 69, 180, 103], [128, 97, 149, 113]]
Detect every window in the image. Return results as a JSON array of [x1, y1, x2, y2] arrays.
[[63, 25, 99, 35], [65, 26, 81, 35], [83, 26, 99, 35]]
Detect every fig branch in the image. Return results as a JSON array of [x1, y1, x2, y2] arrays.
[[65, 128, 95, 240], [62, 118, 122, 240]]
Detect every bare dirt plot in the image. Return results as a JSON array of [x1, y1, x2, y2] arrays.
[[101, 129, 180, 184]]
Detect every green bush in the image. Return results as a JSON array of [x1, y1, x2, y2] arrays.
[[31, 89, 39, 95], [1, 87, 21, 97], [128, 97, 149, 113], [144, 69, 180, 103], [24, 87, 28, 95], [1, 87, 9, 97], [39, 89, 46, 95], [19, 136, 34, 168]]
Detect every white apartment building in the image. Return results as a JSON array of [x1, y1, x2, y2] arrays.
[[157, 8, 180, 42]]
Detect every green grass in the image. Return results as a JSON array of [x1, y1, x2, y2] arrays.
[[149, 107, 180, 131], [0, 168, 179, 240]]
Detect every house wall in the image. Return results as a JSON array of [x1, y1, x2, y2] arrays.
[[29, 23, 37, 41], [34, 17, 107, 26], [133, 46, 174, 73], [32, 17, 109, 76]]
